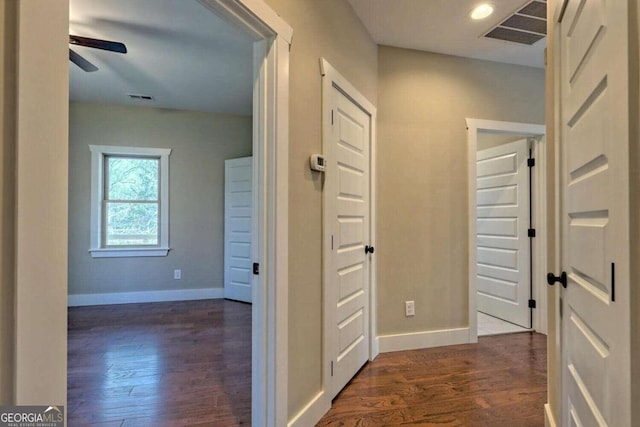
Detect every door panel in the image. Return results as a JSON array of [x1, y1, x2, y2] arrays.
[[558, 0, 630, 425], [566, 0, 604, 79], [477, 152, 517, 177], [477, 218, 518, 237], [478, 185, 518, 206], [476, 139, 530, 327], [224, 156, 253, 303], [477, 276, 517, 301], [327, 86, 371, 398]]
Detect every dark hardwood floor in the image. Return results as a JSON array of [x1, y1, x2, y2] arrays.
[[67, 299, 251, 426], [69, 301, 546, 427], [317, 332, 547, 426]]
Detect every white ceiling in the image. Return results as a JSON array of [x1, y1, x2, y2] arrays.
[[347, 0, 546, 68], [70, 0, 544, 114], [69, 0, 254, 115]]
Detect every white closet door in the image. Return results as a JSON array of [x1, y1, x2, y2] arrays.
[[326, 86, 372, 398], [476, 139, 530, 328], [224, 156, 253, 303]]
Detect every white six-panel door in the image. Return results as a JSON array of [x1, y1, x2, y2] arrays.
[[476, 139, 531, 328], [557, 0, 631, 425], [224, 156, 253, 303], [326, 85, 371, 398]]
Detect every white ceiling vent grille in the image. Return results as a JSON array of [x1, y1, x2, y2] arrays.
[[484, 0, 547, 45]]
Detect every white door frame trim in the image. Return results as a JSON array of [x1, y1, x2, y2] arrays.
[[197, 2, 291, 425], [466, 119, 547, 340], [316, 58, 377, 423], [16, 1, 291, 425]]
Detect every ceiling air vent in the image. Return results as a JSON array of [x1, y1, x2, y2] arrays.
[[128, 93, 155, 101], [484, 0, 547, 45]]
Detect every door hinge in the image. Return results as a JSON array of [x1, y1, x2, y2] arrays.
[[330, 361, 334, 377], [331, 110, 334, 125], [253, 262, 260, 275], [527, 158, 535, 168], [528, 299, 537, 309], [331, 235, 334, 250], [528, 228, 536, 238]]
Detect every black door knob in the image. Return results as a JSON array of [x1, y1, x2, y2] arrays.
[[365, 245, 375, 254], [547, 271, 567, 288]]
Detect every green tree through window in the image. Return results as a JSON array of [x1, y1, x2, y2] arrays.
[[104, 156, 160, 246]]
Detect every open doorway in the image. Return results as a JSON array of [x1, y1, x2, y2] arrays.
[[9, 0, 296, 419], [63, 0, 291, 425], [67, 0, 254, 424], [466, 119, 547, 340]]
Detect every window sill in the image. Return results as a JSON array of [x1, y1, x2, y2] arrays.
[[89, 247, 170, 258]]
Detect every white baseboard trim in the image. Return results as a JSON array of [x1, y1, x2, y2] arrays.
[[68, 287, 224, 307], [544, 403, 558, 427], [287, 391, 329, 427], [378, 327, 471, 353]]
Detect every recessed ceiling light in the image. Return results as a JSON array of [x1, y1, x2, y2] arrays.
[[471, 4, 494, 20]]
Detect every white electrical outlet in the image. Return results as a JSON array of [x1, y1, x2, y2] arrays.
[[174, 269, 181, 280], [405, 300, 415, 317]]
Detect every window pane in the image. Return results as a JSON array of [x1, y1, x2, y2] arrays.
[[105, 202, 159, 246], [107, 157, 159, 201]]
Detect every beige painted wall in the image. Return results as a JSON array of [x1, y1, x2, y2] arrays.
[[14, 0, 68, 405], [0, 0, 16, 405], [69, 103, 252, 296], [377, 46, 545, 336], [262, 0, 378, 418]]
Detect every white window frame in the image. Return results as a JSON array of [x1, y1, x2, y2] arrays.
[[89, 145, 171, 258]]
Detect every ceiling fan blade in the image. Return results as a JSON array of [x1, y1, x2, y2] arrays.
[[69, 49, 98, 72], [69, 35, 127, 54]]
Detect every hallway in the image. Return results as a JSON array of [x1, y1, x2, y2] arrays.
[[67, 300, 545, 426], [317, 332, 546, 426]]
